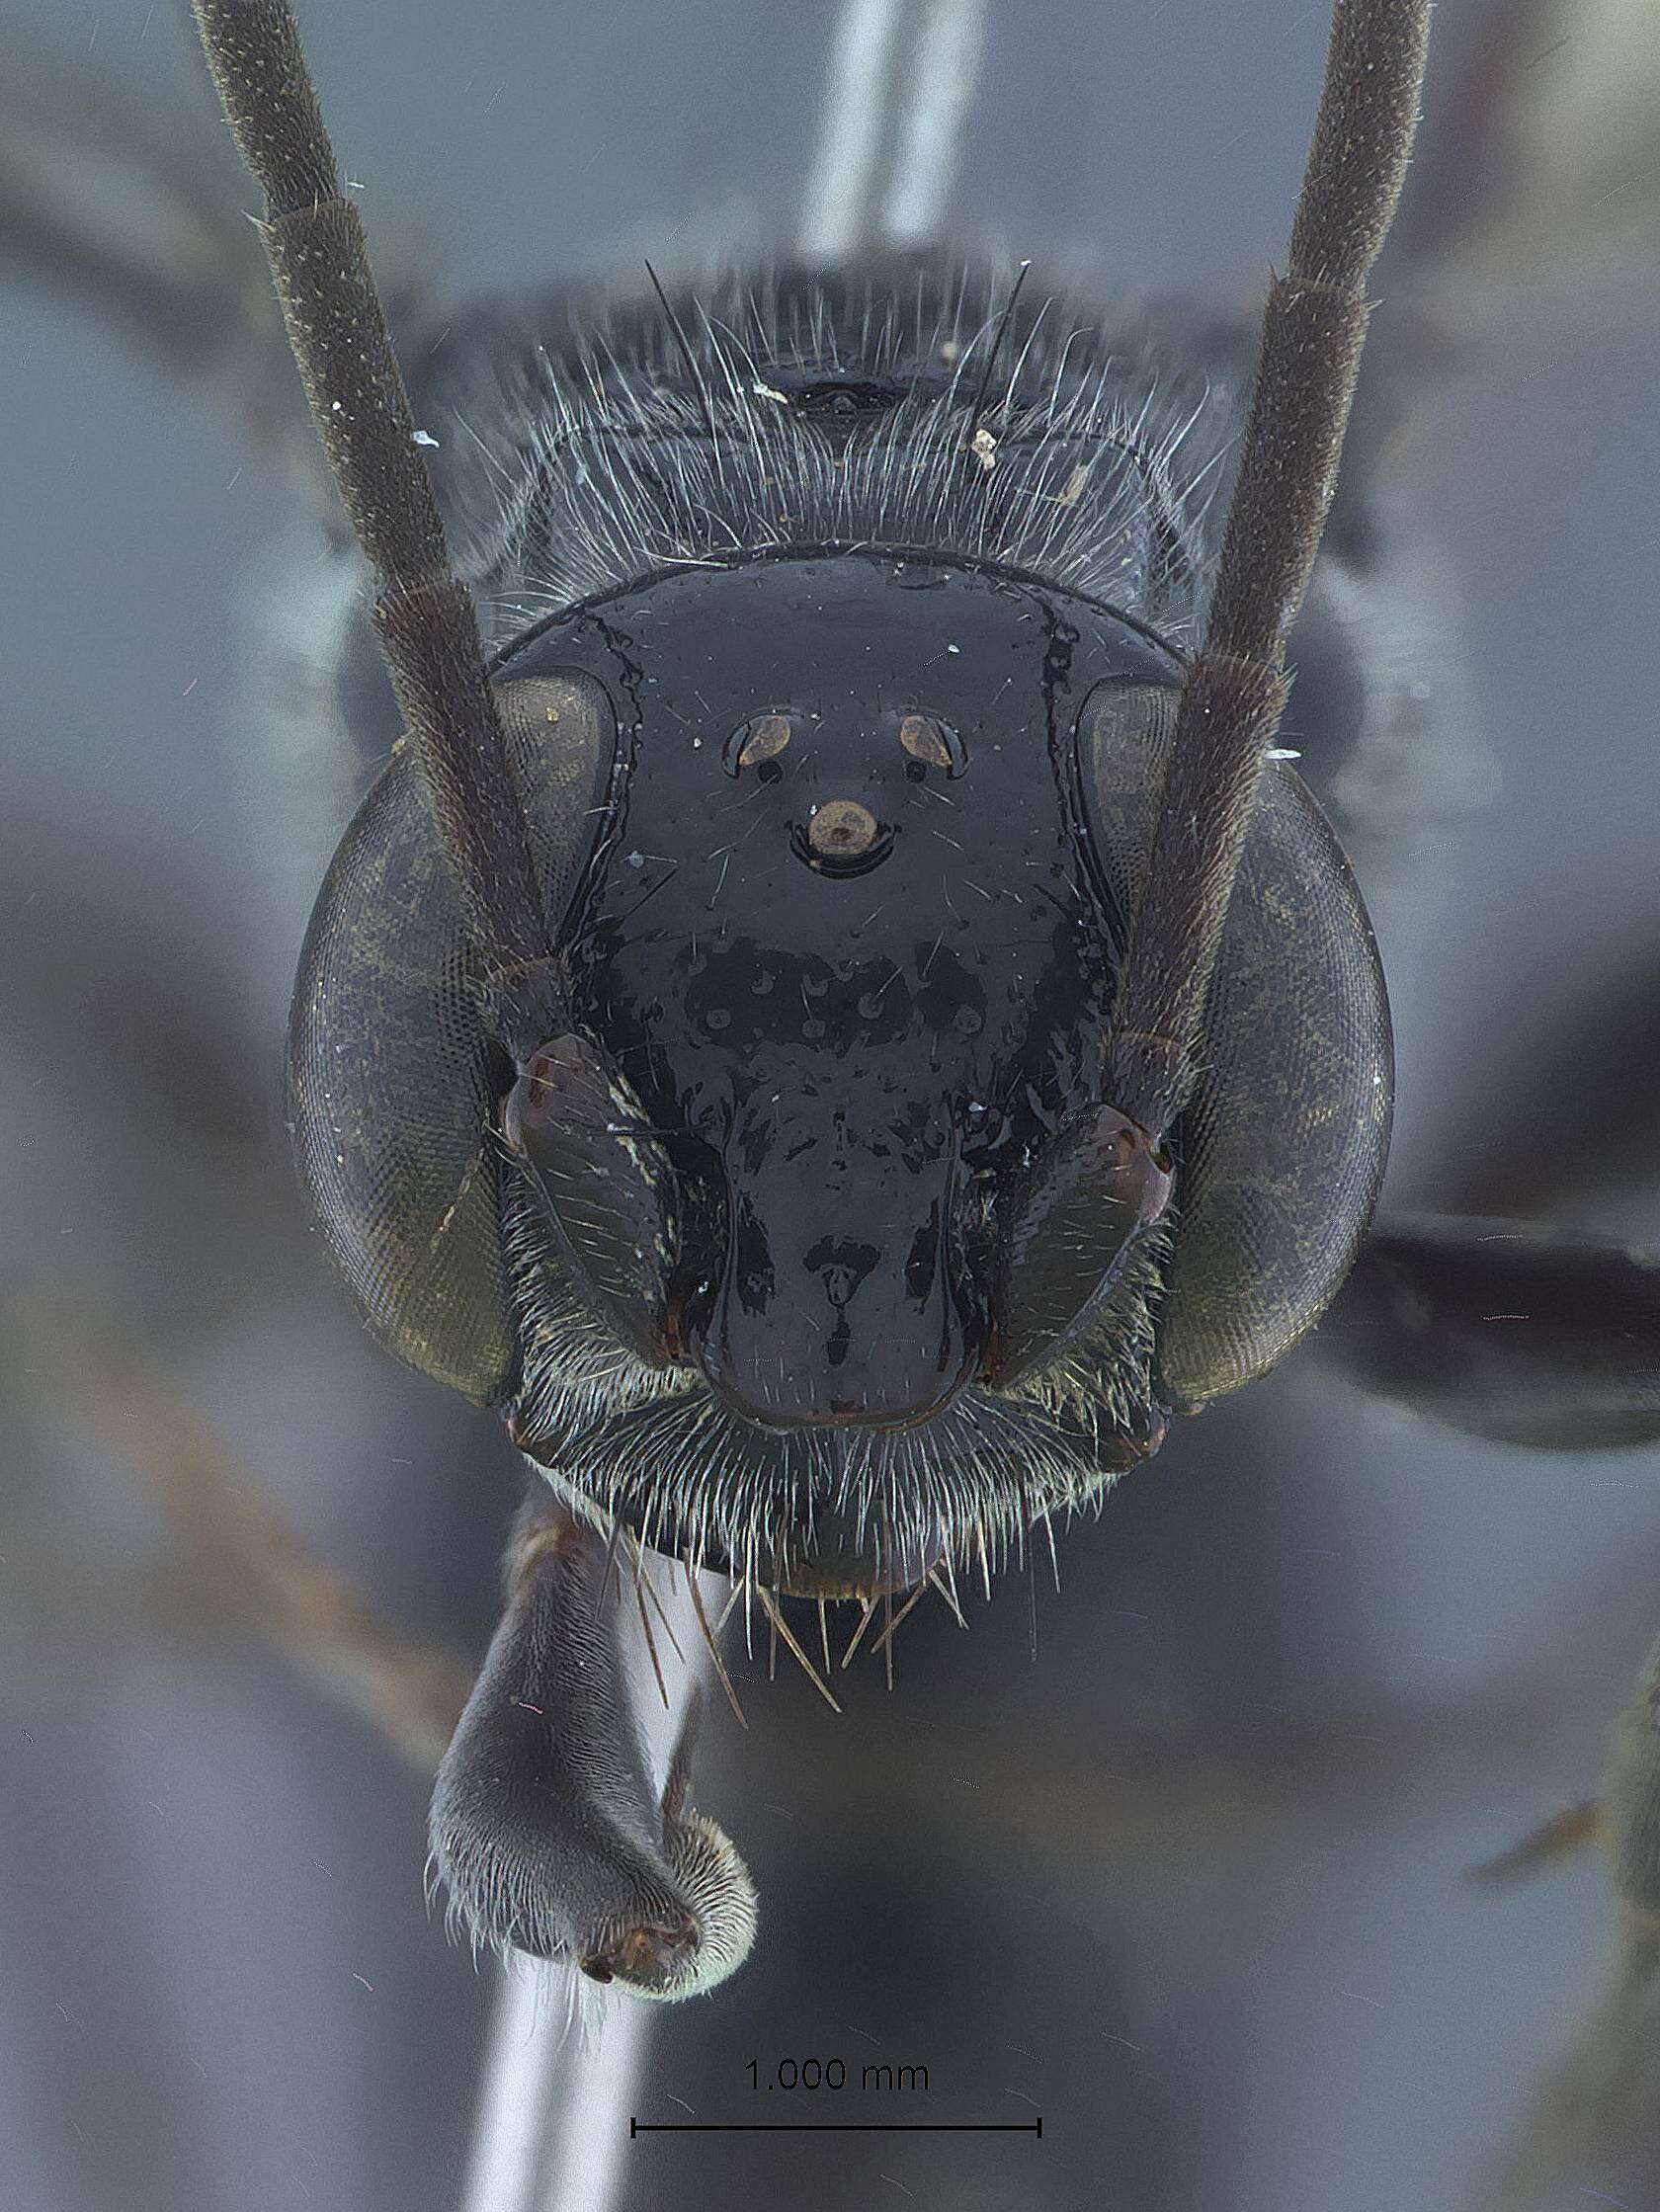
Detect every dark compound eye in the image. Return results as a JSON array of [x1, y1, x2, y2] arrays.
[[723, 711, 794, 775]]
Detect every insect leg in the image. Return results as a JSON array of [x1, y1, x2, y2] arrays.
[[429, 1495, 756, 1999], [1469, 1637, 1660, 2207], [34, 1311, 473, 1773], [1312, 1213, 1660, 1452]]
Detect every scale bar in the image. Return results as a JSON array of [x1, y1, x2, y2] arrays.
[[631, 2119, 1040, 2136]]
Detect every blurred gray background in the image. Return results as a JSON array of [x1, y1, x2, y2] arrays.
[[4, 2, 1660, 2208]]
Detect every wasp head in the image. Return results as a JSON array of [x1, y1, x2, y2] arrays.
[[292, 550, 1388, 1600]]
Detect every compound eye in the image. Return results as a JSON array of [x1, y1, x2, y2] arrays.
[[723, 712, 795, 776], [898, 712, 964, 777]]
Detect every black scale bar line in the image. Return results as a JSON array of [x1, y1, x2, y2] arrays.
[[630, 2119, 1041, 2136]]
